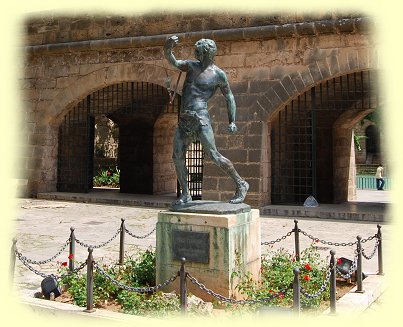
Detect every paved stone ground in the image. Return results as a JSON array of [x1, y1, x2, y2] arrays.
[[10, 192, 392, 300]]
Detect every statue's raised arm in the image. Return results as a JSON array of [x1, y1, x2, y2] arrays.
[[164, 35, 189, 72], [166, 36, 249, 206]]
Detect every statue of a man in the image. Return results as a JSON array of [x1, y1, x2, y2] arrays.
[[164, 35, 249, 205]]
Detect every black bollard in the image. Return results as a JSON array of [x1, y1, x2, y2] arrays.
[[292, 268, 300, 315], [9, 238, 17, 283], [84, 247, 96, 313], [179, 257, 187, 314], [329, 250, 337, 314], [69, 227, 75, 271], [119, 219, 125, 265], [377, 224, 384, 275], [355, 236, 364, 293], [294, 220, 300, 261]]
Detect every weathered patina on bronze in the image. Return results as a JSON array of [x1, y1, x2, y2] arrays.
[[165, 35, 249, 206]]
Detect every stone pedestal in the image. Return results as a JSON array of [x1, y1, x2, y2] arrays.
[[156, 201, 261, 301]]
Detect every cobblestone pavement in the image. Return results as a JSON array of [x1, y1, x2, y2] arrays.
[[10, 197, 392, 298]]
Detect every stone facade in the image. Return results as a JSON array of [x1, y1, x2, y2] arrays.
[[20, 12, 379, 206]]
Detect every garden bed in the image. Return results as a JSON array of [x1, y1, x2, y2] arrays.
[[41, 246, 357, 317], [49, 278, 355, 316]]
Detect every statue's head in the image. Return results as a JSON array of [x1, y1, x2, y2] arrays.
[[194, 39, 217, 62]]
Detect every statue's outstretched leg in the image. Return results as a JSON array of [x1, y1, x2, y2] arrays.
[[172, 128, 192, 206], [174, 193, 192, 205], [199, 126, 248, 204], [229, 180, 249, 204]]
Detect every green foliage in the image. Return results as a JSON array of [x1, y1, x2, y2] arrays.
[[363, 111, 381, 126], [233, 246, 330, 311], [58, 249, 163, 313], [117, 291, 180, 316], [353, 134, 367, 151], [59, 270, 88, 307], [58, 246, 331, 316], [93, 167, 120, 187], [58, 259, 119, 307], [118, 250, 156, 287]]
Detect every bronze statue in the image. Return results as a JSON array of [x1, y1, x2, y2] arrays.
[[165, 35, 249, 205]]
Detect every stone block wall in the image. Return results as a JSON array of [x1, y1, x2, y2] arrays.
[[153, 113, 177, 195], [24, 12, 366, 46], [20, 13, 378, 206]]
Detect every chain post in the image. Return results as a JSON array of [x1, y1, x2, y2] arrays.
[[292, 268, 300, 315], [84, 247, 96, 313], [294, 220, 300, 261], [329, 250, 337, 314], [355, 236, 364, 293], [179, 257, 187, 314], [9, 238, 17, 283], [119, 219, 125, 265], [377, 224, 384, 275], [69, 227, 75, 272]]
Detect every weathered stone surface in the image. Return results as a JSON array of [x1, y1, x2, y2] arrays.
[[170, 200, 251, 214], [156, 209, 261, 301], [21, 13, 378, 206]]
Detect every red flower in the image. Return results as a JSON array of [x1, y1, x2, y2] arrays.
[[337, 258, 342, 265], [269, 289, 274, 293], [61, 262, 68, 267], [279, 293, 284, 299], [304, 275, 310, 281], [68, 254, 74, 259], [304, 264, 312, 271]]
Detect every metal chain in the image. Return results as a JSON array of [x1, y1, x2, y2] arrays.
[[93, 261, 178, 293], [300, 267, 331, 299], [14, 239, 71, 265], [125, 226, 156, 239], [362, 238, 380, 260], [15, 249, 56, 279], [299, 230, 378, 247], [261, 231, 294, 246], [15, 248, 87, 281], [361, 234, 377, 243], [56, 261, 88, 280], [75, 227, 122, 249], [187, 273, 291, 305], [299, 229, 357, 247]]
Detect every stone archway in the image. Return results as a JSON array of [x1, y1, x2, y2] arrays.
[[49, 63, 180, 125], [268, 71, 378, 204], [333, 109, 375, 203], [43, 63, 181, 193], [253, 49, 379, 204], [56, 80, 178, 194]]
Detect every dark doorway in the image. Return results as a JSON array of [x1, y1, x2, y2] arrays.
[[270, 70, 378, 204], [57, 81, 204, 199], [118, 120, 154, 194], [57, 100, 94, 192], [365, 125, 380, 164]]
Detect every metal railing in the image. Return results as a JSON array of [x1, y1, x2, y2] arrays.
[[356, 175, 391, 190], [9, 219, 156, 281], [10, 220, 384, 316]]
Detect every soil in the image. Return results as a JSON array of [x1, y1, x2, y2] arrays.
[[53, 278, 356, 315], [335, 278, 356, 299]]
